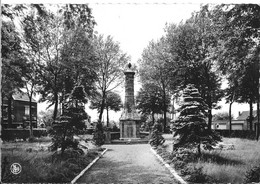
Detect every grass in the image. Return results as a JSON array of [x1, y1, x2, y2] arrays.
[[1, 136, 102, 183], [162, 134, 260, 183]]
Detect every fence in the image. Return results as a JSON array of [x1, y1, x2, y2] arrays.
[[2, 128, 48, 141]]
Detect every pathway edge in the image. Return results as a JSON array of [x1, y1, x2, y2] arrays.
[[150, 147, 187, 184], [71, 148, 108, 184]]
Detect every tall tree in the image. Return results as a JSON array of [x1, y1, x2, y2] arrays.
[[1, 19, 26, 128], [211, 4, 260, 138], [224, 77, 239, 135], [93, 35, 129, 122], [139, 37, 175, 132], [21, 4, 97, 122], [105, 92, 122, 127], [22, 60, 40, 138], [21, 6, 63, 122], [165, 5, 224, 130], [59, 4, 98, 102]]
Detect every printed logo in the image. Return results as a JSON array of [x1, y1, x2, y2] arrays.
[[10, 163, 22, 175]]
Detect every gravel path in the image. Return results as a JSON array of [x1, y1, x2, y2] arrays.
[[77, 144, 178, 183]]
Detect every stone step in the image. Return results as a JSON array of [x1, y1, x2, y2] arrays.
[[109, 139, 149, 144]]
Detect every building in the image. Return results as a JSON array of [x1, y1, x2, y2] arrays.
[[212, 110, 258, 131], [2, 93, 37, 129]]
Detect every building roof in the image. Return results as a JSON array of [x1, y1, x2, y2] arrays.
[[212, 120, 228, 124], [13, 93, 37, 103], [237, 110, 257, 120]]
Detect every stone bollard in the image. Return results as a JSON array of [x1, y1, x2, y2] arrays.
[[104, 131, 111, 144]]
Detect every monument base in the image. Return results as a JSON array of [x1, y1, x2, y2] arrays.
[[120, 120, 140, 139]]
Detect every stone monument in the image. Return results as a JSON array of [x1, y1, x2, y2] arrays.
[[119, 63, 141, 140]]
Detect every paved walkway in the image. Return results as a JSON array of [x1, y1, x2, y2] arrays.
[[77, 144, 177, 183]]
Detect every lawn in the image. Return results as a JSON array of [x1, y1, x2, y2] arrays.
[[1, 135, 101, 183], [162, 134, 260, 183]]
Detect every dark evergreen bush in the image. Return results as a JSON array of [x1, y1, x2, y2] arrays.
[[245, 165, 260, 183], [149, 122, 165, 147], [92, 121, 105, 146], [186, 166, 209, 183], [49, 86, 88, 155]]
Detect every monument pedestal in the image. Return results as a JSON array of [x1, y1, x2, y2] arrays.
[[120, 120, 140, 140]]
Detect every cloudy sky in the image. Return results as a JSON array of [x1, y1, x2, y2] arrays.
[[2, 0, 258, 121]]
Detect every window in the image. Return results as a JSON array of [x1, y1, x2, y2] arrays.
[[25, 105, 30, 115]]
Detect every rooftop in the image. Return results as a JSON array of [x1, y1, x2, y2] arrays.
[[13, 93, 37, 103], [237, 110, 257, 120]]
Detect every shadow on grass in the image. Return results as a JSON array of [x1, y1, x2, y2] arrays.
[[199, 152, 243, 165]]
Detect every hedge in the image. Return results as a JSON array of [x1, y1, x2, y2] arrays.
[[2, 128, 48, 141], [110, 132, 120, 140], [215, 130, 256, 140]]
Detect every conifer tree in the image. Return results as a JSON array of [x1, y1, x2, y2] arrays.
[[172, 84, 221, 156], [149, 122, 165, 148], [49, 86, 89, 155], [92, 121, 105, 147]]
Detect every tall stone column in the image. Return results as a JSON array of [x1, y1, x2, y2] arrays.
[[120, 63, 140, 139]]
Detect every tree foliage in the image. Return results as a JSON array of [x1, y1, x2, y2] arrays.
[[93, 35, 129, 121], [1, 19, 26, 127], [20, 4, 97, 122], [136, 83, 170, 125], [213, 112, 233, 121], [211, 4, 260, 136]]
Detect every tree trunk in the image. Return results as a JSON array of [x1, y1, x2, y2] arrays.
[[152, 111, 155, 125], [197, 143, 201, 157], [208, 109, 212, 131], [7, 93, 13, 128], [106, 105, 109, 127], [257, 100, 259, 141], [207, 92, 212, 131], [229, 102, 233, 136], [249, 101, 253, 131], [257, 48, 260, 141], [99, 91, 106, 122], [29, 96, 33, 138], [53, 92, 59, 121], [162, 88, 167, 133]]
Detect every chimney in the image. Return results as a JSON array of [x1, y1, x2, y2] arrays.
[[238, 111, 241, 117]]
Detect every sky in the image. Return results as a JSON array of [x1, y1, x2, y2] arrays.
[[2, 0, 258, 121]]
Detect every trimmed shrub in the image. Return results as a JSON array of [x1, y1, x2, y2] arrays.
[[174, 160, 186, 170], [186, 166, 209, 183], [110, 132, 120, 140], [149, 122, 165, 147], [92, 121, 105, 146], [245, 165, 260, 183]]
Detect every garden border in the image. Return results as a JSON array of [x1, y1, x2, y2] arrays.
[[71, 148, 108, 184], [150, 147, 187, 184]]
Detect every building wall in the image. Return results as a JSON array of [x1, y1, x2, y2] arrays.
[[212, 120, 245, 130], [1, 99, 37, 128]]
